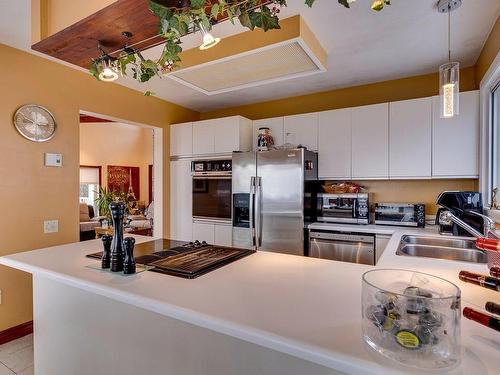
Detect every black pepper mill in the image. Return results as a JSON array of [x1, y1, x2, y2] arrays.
[[101, 234, 112, 269], [109, 202, 126, 272], [123, 237, 136, 274]]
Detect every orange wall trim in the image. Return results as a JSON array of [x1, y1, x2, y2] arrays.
[[0, 43, 198, 332], [476, 14, 500, 84], [200, 67, 477, 120]]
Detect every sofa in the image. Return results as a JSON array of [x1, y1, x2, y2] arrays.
[[127, 201, 154, 230], [80, 203, 104, 241]]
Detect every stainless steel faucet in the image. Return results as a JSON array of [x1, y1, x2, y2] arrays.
[[440, 210, 500, 239], [468, 211, 500, 239]]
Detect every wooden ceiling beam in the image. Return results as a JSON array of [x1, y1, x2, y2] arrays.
[[31, 0, 272, 70]]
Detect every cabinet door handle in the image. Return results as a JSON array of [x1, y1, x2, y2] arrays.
[[250, 176, 256, 247], [255, 176, 262, 247]]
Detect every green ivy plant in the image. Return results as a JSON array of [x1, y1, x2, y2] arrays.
[[90, 0, 391, 90]]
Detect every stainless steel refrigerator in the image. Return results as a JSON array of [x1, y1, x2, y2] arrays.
[[232, 149, 317, 256]]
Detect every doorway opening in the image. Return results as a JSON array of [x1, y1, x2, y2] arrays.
[[78, 112, 163, 241]]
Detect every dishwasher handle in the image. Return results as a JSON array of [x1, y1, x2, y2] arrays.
[[309, 231, 375, 244]]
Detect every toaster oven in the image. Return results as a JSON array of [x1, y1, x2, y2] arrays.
[[374, 203, 425, 227]]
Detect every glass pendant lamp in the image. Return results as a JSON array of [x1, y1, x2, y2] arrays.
[[439, 0, 460, 118]]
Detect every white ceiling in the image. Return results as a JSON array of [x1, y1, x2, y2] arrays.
[[1, 0, 500, 113]]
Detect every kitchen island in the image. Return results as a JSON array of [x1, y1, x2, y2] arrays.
[[0, 230, 498, 375]]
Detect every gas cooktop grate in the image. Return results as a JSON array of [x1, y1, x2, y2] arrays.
[[150, 246, 254, 279]]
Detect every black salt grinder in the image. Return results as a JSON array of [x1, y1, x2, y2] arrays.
[[101, 234, 112, 269], [110, 201, 126, 272], [123, 237, 136, 274]]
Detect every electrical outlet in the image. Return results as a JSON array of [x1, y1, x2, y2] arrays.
[[44, 220, 59, 234]]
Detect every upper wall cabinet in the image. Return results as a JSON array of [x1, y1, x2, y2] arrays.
[[390, 97, 432, 178], [252, 117, 284, 151], [284, 113, 318, 151], [432, 90, 479, 178], [318, 108, 352, 179], [170, 122, 193, 156], [352, 103, 389, 179], [192, 116, 252, 155]]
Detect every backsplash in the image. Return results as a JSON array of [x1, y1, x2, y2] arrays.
[[322, 179, 479, 215]]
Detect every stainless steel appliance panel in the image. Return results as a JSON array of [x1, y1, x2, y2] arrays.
[[257, 149, 305, 255], [232, 152, 257, 250], [309, 231, 375, 265]]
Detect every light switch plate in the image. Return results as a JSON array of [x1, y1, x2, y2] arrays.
[[44, 220, 59, 233], [45, 153, 62, 167]]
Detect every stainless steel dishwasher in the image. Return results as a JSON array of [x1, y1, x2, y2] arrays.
[[308, 230, 376, 265]]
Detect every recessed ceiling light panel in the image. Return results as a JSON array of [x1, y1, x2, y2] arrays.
[[169, 38, 325, 95]]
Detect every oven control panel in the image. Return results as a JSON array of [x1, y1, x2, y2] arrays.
[[192, 160, 232, 173]]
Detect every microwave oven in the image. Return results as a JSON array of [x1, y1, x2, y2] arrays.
[[317, 193, 370, 225], [374, 203, 425, 227]]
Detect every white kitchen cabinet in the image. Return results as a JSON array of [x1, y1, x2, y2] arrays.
[[193, 120, 216, 155], [318, 108, 352, 179], [170, 160, 192, 241], [214, 224, 233, 247], [432, 90, 479, 177], [192, 223, 232, 246], [284, 113, 318, 151], [170, 122, 193, 156], [252, 117, 284, 150], [192, 222, 215, 244], [375, 234, 391, 264], [352, 103, 389, 179], [192, 116, 252, 155], [389, 98, 432, 178]]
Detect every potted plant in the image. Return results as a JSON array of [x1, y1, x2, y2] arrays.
[[94, 187, 131, 220]]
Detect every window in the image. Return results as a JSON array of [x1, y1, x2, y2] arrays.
[[80, 166, 101, 210], [491, 82, 500, 201], [480, 53, 500, 207]]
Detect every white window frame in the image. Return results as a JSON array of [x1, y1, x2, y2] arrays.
[[479, 51, 500, 207]]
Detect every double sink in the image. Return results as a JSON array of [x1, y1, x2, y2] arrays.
[[396, 235, 488, 264]]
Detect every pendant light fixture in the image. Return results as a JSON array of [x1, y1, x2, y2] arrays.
[[198, 23, 221, 50], [438, 0, 462, 118], [95, 42, 120, 82], [98, 57, 119, 82]]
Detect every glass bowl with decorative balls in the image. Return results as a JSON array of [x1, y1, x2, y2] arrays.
[[257, 127, 274, 151], [361, 269, 461, 370]]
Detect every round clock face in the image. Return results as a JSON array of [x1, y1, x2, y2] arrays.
[[13, 104, 57, 142]]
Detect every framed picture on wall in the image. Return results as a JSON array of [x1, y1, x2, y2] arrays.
[[107, 166, 140, 200]]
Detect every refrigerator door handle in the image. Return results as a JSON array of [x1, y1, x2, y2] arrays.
[[255, 176, 263, 247], [249, 176, 256, 247]]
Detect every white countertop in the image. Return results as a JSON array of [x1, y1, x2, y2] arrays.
[[1, 228, 499, 375]]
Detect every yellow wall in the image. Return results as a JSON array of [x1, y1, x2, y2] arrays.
[[200, 67, 477, 120], [80, 123, 153, 202], [0, 43, 198, 331], [46, 0, 116, 37], [476, 14, 500, 84], [199, 68, 479, 214], [351, 180, 478, 215], [8, 4, 499, 334]]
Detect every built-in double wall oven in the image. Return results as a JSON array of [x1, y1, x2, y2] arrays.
[[192, 159, 232, 222]]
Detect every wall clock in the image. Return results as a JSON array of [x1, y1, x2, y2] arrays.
[[13, 104, 57, 142]]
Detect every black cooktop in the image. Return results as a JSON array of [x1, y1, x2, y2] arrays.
[[86, 239, 255, 279]]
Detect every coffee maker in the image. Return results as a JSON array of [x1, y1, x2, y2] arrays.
[[435, 191, 484, 236]]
